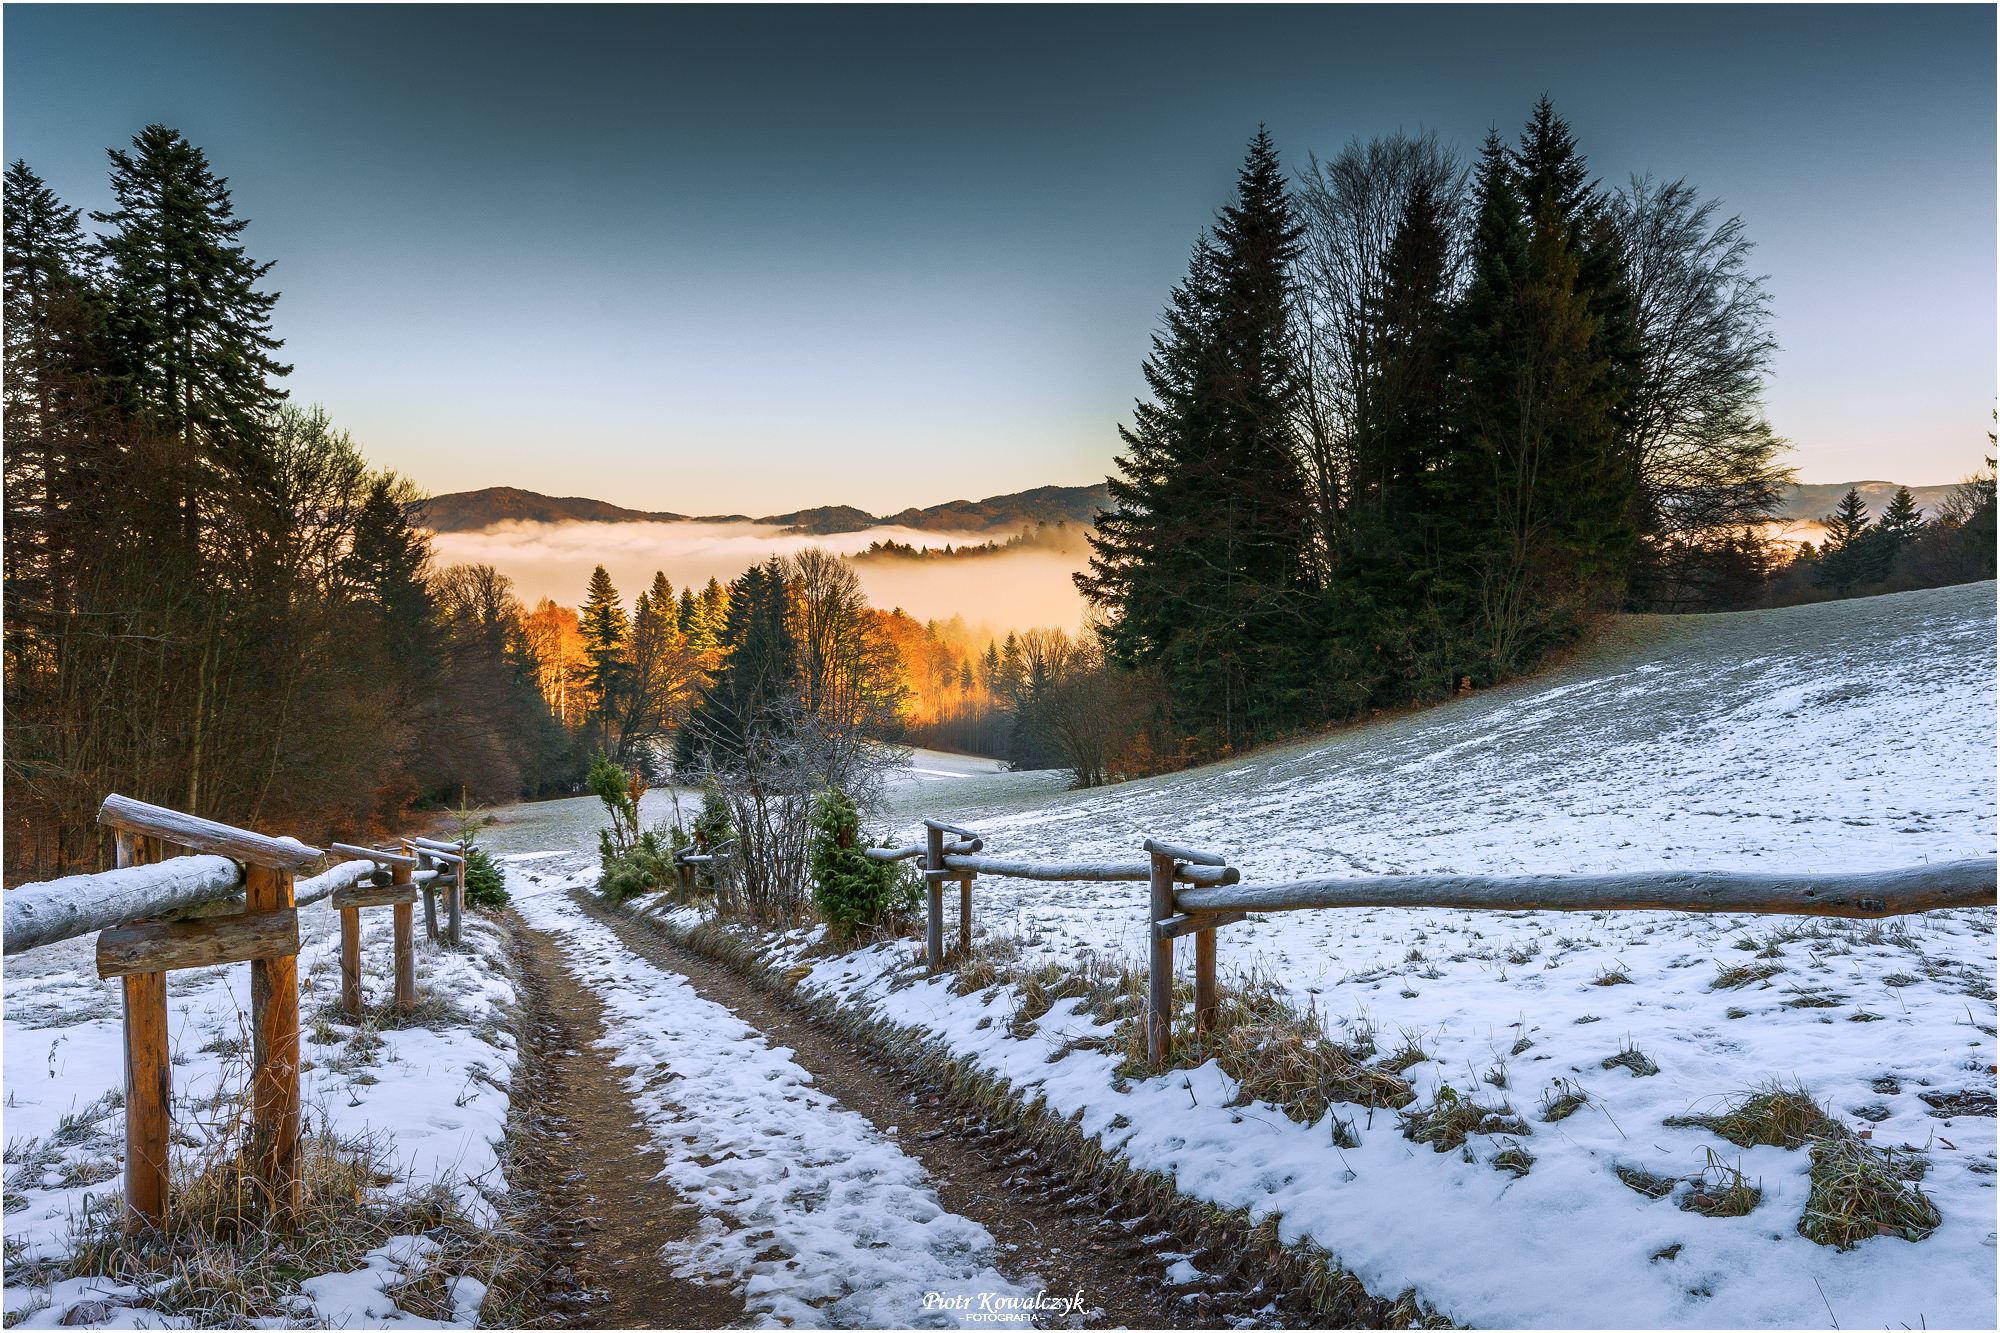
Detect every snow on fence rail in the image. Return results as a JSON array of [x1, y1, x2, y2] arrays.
[[1, 794, 481, 1236], [883, 815, 1998, 1068]]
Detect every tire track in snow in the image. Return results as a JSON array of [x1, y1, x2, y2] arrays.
[[515, 873, 1039, 1330]]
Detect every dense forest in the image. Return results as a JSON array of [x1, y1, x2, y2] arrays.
[[1072, 102, 1996, 763]]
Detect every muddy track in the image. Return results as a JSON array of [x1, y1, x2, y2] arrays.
[[505, 920, 742, 1329], [553, 891, 1330, 1330]]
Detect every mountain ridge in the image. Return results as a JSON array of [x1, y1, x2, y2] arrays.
[[415, 483, 1111, 535]]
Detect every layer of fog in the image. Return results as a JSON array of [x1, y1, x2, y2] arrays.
[[431, 520, 1089, 635]]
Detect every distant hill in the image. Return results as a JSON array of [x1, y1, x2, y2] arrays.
[[1774, 481, 1959, 523], [415, 483, 1110, 536], [415, 487, 692, 530]]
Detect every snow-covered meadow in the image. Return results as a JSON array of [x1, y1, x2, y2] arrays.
[[3, 894, 520, 1329], [790, 582, 1994, 1327]]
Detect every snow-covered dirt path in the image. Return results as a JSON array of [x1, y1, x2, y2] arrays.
[[509, 863, 1044, 1330]]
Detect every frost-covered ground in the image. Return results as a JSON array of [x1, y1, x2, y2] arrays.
[[509, 861, 1043, 1330], [820, 583, 1995, 1328], [2, 894, 519, 1329]]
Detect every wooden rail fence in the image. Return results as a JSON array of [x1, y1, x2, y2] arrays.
[[875, 817, 1997, 1068], [1, 794, 478, 1233]]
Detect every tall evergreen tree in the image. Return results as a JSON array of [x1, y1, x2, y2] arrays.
[[348, 476, 437, 680], [578, 565, 629, 734], [92, 125, 290, 541], [1438, 115, 1633, 678], [1082, 128, 1314, 748], [675, 559, 797, 770], [1879, 486, 1921, 539], [1821, 488, 1871, 546]]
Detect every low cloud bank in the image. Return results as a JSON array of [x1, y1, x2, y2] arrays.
[[431, 520, 1089, 634]]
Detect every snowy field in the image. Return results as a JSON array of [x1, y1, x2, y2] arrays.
[[820, 583, 1996, 1328], [3, 895, 520, 1329]]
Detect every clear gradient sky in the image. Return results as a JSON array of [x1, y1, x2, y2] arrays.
[[6, 4, 1993, 513]]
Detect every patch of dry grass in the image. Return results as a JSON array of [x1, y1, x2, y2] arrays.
[[1540, 1077, 1589, 1123], [1663, 1081, 1834, 1149], [1798, 1138, 1942, 1249], [1601, 1041, 1660, 1078], [1400, 1086, 1529, 1152], [1679, 1149, 1761, 1218], [1711, 961, 1786, 990]]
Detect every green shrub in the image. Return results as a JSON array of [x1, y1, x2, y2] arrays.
[[462, 848, 509, 908], [807, 786, 911, 935], [589, 754, 673, 905]]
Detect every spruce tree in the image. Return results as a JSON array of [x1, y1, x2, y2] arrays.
[[1440, 115, 1632, 678], [92, 126, 290, 538], [1880, 486, 1921, 539], [1822, 489, 1871, 546], [1081, 128, 1314, 748], [578, 565, 629, 734], [347, 476, 438, 686], [675, 559, 796, 770]]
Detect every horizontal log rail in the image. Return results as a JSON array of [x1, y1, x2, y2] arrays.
[[1173, 859, 1998, 920], [4, 856, 244, 955], [98, 793, 323, 873], [937, 854, 1238, 886], [1143, 838, 1227, 867], [329, 842, 419, 869], [293, 859, 377, 910]]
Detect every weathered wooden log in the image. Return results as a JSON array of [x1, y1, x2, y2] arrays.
[[1174, 860, 1997, 920], [1148, 852, 1174, 1067], [113, 832, 169, 1233], [293, 859, 376, 910], [959, 876, 974, 958], [122, 970, 169, 1231], [936, 855, 1238, 886], [248, 866, 301, 1221], [1143, 838, 1227, 867], [945, 838, 983, 854], [1154, 910, 1250, 940], [1195, 927, 1218, 1035], [923, 818, 980, 839], [328, 842, 419, 869], [410, 845, 466, 866], [392, 862, 415, 1013], [330, 882, 420, 910], [925, 825, 945, 967], [409, 836, 474, 857], [340, 906, 362, 1016], [449, 856, 464, 945], [864, 844, 926, 862], [4, 856, 243, 955], [97, 910, 301, 978], [97, 793, 322, 873]]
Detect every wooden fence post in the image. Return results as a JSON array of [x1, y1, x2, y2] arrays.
[[448, 844, 464, 946], [115, 830, 170, 1233], [392, 861, 415, 1013], [247, 865, 301, 1222], [959, 875, 974, 959], [1195, 926, 1218, 1037], [925, 824, 945, 969], [411, 843, 438, 942], [1148, 849, 1174, 1067], [339, 903, 362, 1017]]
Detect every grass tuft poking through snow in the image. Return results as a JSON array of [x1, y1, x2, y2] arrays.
[[1663, 1081, 1834, 1149], [1798, 1137, 1942, 1249]]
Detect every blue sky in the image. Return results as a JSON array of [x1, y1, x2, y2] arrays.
[[6, 4, 1993, 512]]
